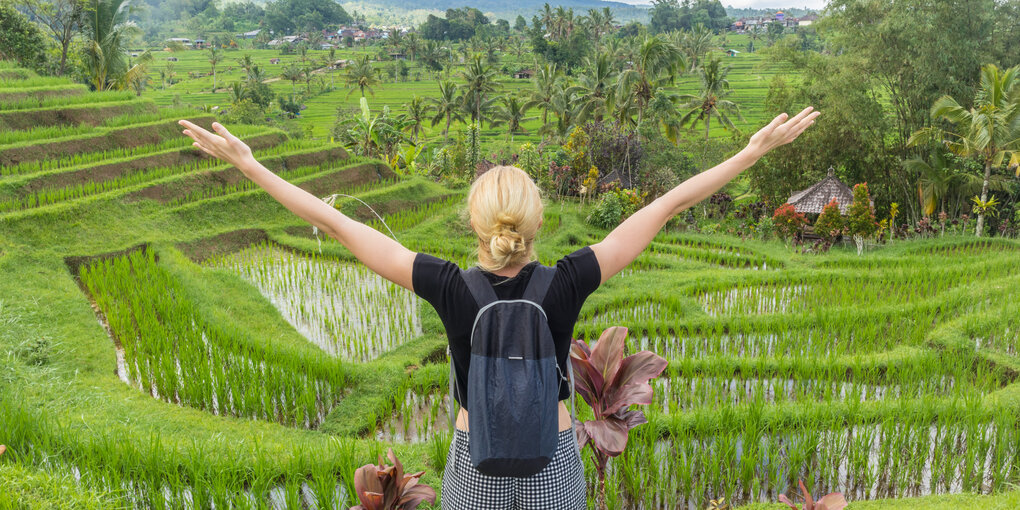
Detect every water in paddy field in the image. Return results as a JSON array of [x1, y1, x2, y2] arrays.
[[375, 389, 452, 443], [207, 243, 422, 362], [608, 422, 1013, 509]]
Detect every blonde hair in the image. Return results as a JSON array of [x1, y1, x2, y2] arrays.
[[467, 165, 543, 272]]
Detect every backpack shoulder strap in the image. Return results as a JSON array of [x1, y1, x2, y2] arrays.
[[522, 264, 555, 304], [461, 267, 498, 307]]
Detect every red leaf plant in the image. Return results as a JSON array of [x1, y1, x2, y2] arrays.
[[351, 448, 436, 510], [778, 480, 847, 510], [570, 326, 668, 508]]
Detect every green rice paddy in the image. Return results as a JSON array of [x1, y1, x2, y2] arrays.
[[2, 61, 1020, 510]]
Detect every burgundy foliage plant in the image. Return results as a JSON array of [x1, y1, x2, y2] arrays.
[[351, 448, 436, 510], [570, 326, 668, 505], [778, 480, 848, 510]]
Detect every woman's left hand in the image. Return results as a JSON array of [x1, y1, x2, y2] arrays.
[[179, 120, 253, 168]]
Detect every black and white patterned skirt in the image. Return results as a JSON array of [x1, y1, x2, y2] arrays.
[[441, 428, 587, 510]]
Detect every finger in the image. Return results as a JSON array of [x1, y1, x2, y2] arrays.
[[765, 112, 788, 131], [179, 119, 219, 144], [193, 142, 217, 158], [788, 112, 821, 138], [211, 122, 238, 142], [786, 106, 814, 126]]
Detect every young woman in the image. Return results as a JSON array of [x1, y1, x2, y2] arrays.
[[180, 106, 818, 509]]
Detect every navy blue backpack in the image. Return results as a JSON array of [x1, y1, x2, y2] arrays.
[[447, 264, 579, 478]]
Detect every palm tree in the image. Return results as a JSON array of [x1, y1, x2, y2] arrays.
[[280, 64, 304, 93], [909, 64, 1020, 236], [83, 0, 140, 90], [575, 52, 617, 123], [237, 54, 254, 75], [902, 150, 988, 217], [458, 55, 499, 124], [344, 55, 379, 98], [402, 95, 429, 143], [403, 32, 421, 61], [208, 47, 221, 91], [491, 96, 536, 141], [528, 62, 561, 125], [678, 57, 743, 140], [428, 80, 464, 142], [674, 24, 715, 71], [616, 35, 686, 126], [539, 82, 583, 142]]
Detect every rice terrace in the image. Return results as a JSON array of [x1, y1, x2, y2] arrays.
[[2, 0, 1020, 509]]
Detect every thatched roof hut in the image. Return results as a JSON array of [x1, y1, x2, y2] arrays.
[[786, 167, 854, 214]]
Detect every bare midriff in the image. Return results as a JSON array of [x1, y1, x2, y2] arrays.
[[456, 401, 572, 432]]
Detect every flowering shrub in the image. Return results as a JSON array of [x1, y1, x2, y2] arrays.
[[773, 204, 807, 242], [847, 183, 878, 254], [587, 187, 645, 229]]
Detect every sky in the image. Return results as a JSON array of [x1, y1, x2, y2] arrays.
[[611, 0, 829, 8]]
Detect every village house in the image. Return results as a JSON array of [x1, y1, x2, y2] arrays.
[[512, 69, 533, 79]]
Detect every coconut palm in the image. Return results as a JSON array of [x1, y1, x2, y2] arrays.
[[909, 64, 1020, 236], [575, 52, 618, 123], [678, 57, 743, 140], [458, 54, 500, 124], [616, 35, 686, 126], [539, 82, 583, 142], [344, 55, 379, 98], [403, 32, 421, 61], [237, 54, 254, 75], [83, 0, 141, 91], [428, 80, 464, 142], [527, 62, 562, 125], [208, 47, 222, 91], [402, 95, 429, 143], [280, 64, 304, 93], [674, 24, 716, 71], [902, 149, 988, 217], [491, 96, 536, 141]]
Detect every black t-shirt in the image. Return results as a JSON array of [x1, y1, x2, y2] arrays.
[[412, 247, 602, 408]]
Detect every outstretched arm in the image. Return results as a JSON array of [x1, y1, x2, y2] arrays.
[[590, 107, 820, 284], [179, 120, 415, 290]]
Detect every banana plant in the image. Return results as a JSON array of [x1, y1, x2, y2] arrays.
[[570, 326, 667, 509], [352, 448, 435, 510]]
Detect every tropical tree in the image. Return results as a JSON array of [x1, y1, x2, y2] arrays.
[[82, 0, 142, 90], [902, 149, 987, 217], [345, 55, 379, 98], [458, 54, 500, 124], [402, 95, 429, 143], [208, 47, 222, 90], [428, 80, 463, 142], [237, 54, 254, 75], [491, 95, 535, 141], [678, 57, 743, 140], [403, 32, 420, 61], [908, 64, 1020, 236], [575, 52, 618, 123], [527, 62, 563, 126], [674, 23, 715, 71], [333, 97, 408, 160], [539, 81, 583, 142], [280, 63, 304, 93], [19, 0, 84, 75], [616, 35, 686, 126]]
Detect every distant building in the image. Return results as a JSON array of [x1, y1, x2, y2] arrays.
[[726, 49, 740, 57], [786, 168, 866, 215], [513, 69, 533, 79], [240, 29, 260, 39], [269, 58, 281, 64], [799, 14, 819, 26]]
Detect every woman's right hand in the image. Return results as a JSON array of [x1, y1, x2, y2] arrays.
[[744, 107, 820, 159], [179, 120, 254, 169]]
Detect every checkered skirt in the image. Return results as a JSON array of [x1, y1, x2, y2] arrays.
[[441, 428, 587, 510]]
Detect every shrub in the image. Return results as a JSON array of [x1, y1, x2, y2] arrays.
[[773, 204, 807, 242], [847, 182, 878, 254], [586, 187, 643, 229], [814, 198, 844, 241]]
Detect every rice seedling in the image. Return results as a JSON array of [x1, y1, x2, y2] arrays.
[[79, 247, 351, 428], [205, 242, 422, 362], [0, 90, 134, 111]]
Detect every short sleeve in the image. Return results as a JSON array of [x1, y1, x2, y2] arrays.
[[411, 253, 471, 331], [553, 246, 601, 304]]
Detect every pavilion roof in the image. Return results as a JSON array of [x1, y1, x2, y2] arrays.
[[786, 167, 854, 214]]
